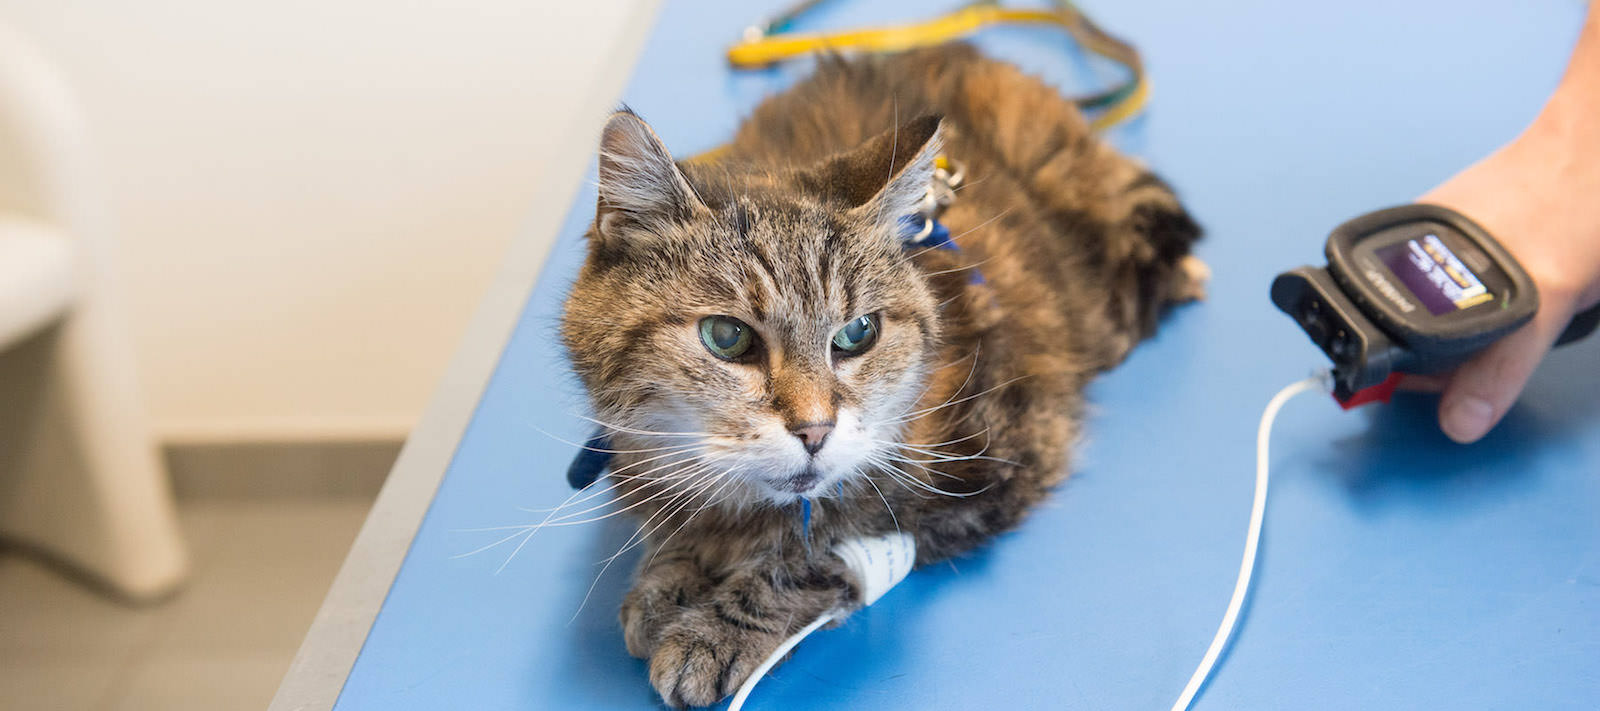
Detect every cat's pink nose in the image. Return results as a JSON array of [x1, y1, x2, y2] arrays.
[[790, 422, 834, 455]]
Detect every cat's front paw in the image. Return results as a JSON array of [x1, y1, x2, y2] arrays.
[[621, 555, 713, 659], [647, 608, 777, 708], [619, 593, 657, 660]]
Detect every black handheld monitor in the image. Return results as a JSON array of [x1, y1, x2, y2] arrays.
[[1272, 204, 1599, 400]]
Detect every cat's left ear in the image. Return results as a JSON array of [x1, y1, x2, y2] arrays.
[[818, 114, 944, 229], [593, 109, 708, 245]]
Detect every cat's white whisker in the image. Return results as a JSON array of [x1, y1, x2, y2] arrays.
[[906, 206, 1014, 260], [451, 458, 676, 560], [576, 413, 716, 438], [874, 452, 968, 482], [605, 446, 719, 478], [920, 257, 994, 279], [889, 455, 970, 483], [897, 344, 982, 422], [643, 467, 745, 568], [897, 429, 1023, 468], [455, 524, 547, 533], [860, 469, 902, 536], [880, 441, 1020, 469], [451, 527, 543, 561], [570, 466, 733, 621], [900, 344, 984, 419], [538, 452, 717, 522], [873, 468, 933, 500], [544, 458, 726, 529], [453, 454, 720, 567], [602, 462, 729, 565], [532, 424, 704, 455], [492, 526, 545, 576], [860, 453, 928, 500], [929, 344, 982, 372], [872, 97, 901, 230], [630, 474, 728, 560], [889, 468, 985, 498], [949, 173, 991, 193], [875, 427, 989, 451], [887, 374, 1032, 425], [908, 451, 1019, 468], [515, 448, 712, 515], [467, 469, 709, 542], [875, 458, 993, 499]]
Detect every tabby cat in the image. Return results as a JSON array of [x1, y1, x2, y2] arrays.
[[560, 44, 1205, 707]]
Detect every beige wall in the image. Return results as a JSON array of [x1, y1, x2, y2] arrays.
[[2, 1, 650, 441]]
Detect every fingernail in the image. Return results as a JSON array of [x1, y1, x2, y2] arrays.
[[1443, 397, 1494, 443]]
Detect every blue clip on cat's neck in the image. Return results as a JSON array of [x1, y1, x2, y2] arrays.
[[566, 431, 612, 489]]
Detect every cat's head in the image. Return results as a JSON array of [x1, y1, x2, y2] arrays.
[[561, 109, 944, 508]]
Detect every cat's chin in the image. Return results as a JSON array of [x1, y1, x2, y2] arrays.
[[776, 467, 824, 495], [754, 466, 835, 504]]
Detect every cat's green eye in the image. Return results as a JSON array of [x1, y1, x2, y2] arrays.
[[832, 314, 880, 356], [699, 316, 755, 361]]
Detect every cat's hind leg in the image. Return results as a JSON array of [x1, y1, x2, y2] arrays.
[[1174, 254, 1210, 302]]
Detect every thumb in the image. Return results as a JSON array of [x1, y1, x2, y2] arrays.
[[1437, 305, 1569, 443]]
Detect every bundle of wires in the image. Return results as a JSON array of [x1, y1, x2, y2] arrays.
[[725, 0, 1149, 132]]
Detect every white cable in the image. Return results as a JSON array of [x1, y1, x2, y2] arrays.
[[727, 610, 835, 711], [729, 533, 916, 711], [727, 376, 1321, 711], [1169, 374, 1325, 711]]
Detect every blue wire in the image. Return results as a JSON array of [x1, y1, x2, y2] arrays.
[[800, 497, 812, 550]]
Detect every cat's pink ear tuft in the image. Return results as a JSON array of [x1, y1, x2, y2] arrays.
[[594, 110, 706, 244]]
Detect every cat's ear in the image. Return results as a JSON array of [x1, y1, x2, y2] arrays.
[[594, 110, 707, 243], [823, 114, 943, 226]]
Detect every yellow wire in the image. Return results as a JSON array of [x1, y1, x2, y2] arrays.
[[727, 5, 1079, 67], [1089, 73, 1148, 132], [691, 2, 1147, 164], [725, 2, 1148, 133]]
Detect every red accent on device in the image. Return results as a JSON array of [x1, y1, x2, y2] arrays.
[[1335, 372, 1404, 410]]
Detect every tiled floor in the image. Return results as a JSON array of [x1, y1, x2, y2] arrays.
[[0, 498, 372, 711]]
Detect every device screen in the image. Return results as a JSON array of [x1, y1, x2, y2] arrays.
[[1375, 233, 1494, 315]]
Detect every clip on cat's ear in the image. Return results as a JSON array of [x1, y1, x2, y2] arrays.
[[594, 109, 708, 244]]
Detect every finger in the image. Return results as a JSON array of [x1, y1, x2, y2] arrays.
[[1437, 307, 1568, 443]]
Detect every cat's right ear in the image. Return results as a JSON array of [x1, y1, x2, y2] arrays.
[[817, 114, 944, 231], [593, 110, 707, 245]]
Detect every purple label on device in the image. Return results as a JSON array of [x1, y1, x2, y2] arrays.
[[1375, 234, 1492, 315]]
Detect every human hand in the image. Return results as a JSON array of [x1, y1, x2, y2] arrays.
[[1410, 120, 1600, 443]]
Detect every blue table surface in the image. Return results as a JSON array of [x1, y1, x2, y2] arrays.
[[336, 2, 1599, 709]]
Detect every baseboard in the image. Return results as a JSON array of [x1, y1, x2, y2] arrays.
[[165, 439, 403, 501]]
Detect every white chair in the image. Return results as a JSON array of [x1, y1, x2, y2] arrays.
[[0, 23, 187, 602]]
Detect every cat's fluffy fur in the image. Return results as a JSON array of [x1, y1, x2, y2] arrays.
[[561, 44, 1203, 708]]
